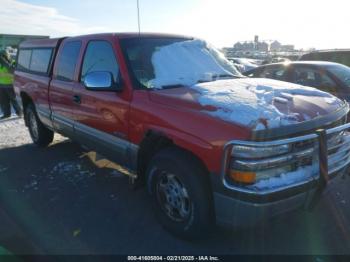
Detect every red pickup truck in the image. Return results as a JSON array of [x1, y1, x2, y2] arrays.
[[14, 33, 350, 239]]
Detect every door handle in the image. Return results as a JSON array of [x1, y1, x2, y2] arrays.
[[73, 95, 81, 104]]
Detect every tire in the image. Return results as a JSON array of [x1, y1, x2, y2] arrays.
[[146, 147, 214, 239], [25, 103, 54, 147]]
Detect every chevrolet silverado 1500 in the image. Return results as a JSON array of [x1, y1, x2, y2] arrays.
[[14, 33, 350, 239]]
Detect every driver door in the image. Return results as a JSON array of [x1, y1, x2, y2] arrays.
[[72, 39, 132, 167]]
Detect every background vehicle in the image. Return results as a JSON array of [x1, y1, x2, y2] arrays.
[[14, 33, 350, 239], [244, 61, 350, 101], [300, 49, 350, 67], [262, 57, 291, 65], [228, 57, 258, 72]]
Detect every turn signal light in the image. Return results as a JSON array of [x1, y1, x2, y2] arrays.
[[229, 170, 256, 184]]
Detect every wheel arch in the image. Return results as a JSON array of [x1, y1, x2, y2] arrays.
[[136, 128, 213, 189], [20, 91, 34, 126]]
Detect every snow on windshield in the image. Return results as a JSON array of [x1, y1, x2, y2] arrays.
[[149, 39, 241, 88], [191, 78, 338, 130]]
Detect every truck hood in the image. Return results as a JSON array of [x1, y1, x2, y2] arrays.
[[149, 78, 347, 132]]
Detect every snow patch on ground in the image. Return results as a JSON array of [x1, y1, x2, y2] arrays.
[[191, 78, 337, 130], [24, 180, 38, 190], [50, 161, 96, 184], [0, 165, 8, 173]]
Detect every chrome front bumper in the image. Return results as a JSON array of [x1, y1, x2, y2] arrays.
[[214, 167, 347, 227], [221, 122, 350, 196], [215, 123, 350, 227]]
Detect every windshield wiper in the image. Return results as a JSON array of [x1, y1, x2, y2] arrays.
[[160, 84, 185, 89], [196, 74, 240, 83], [214, 74, 242, 79], [156, 75, 242, 89]]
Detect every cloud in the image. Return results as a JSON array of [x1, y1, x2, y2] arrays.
[[0, 0, 112, 37]]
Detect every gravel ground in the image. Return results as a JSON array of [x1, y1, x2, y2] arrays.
[[0, 117, 350, 255]]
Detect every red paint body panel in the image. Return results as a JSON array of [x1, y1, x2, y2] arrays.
[[49, 80, 76, 122], [14, 71, 51, 113], [128, 90, 250, 172]]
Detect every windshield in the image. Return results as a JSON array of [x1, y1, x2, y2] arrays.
[[327, 64, 350, 88], [120, 37, 242, 89]]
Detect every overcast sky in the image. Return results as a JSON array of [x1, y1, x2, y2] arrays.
[[0, 0, 349, 49]]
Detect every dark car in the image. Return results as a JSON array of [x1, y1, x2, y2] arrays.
[[244, 61, 350, 101], [299, 49, 350, 67]]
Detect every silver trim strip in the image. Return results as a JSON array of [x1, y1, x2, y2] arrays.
[[74, 122, 139, 172], [36, 106, 54, 129], [51, 112, 74, 135]]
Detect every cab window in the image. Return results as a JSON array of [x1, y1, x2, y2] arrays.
[[80, 40, 120, 85], [55, 41, 82, 82], [30, 49, 53, 74], [17, 49, 32, 71]]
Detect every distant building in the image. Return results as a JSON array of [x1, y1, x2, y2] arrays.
[[0, 34, 49, 50], [233, 35, 269, 52], [270, 41, 295, 52], [234, 41, 255, 51], [270, 40, 281, 51], [233, 36, 295, 53], [257, 41, 269, 52], [280, 45, 295, 52]]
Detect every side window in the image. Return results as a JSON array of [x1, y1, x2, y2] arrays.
[[260, 66, 287, 81], [294, 67, 337, 92], [56, 41, 81, 81], [81, 41, 119, 84], [29, 49, 53, 74], [17, 49, 32, 71]]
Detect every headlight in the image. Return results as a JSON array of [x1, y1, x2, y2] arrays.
[[232, 144, 291, 158], [229, 165, 293, 184], [229, 143, 313, 185]]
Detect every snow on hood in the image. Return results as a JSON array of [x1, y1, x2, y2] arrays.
[[148, 39, 343, 131], [190, 78, 340, 130]]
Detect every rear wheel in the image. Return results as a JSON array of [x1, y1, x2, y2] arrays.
[[146, 147, 214, 239], [25, 104, 54, 147]]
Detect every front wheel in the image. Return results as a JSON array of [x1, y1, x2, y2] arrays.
[[25, 104, 54, 147], [147, 147, 214, 239]]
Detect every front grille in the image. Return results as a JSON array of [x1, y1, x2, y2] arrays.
[[222, 122, 350, 195], [327, 129, 350, 174]]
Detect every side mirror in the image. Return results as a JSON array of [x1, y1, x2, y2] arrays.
[[83, 71, 122, 91]]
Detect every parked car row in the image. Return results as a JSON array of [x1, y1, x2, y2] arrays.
[[244, 61, 350, 102], [228, 57, 259, 73], [300, 49, 350, 67]]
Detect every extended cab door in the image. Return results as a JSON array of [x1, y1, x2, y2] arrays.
[[49, 40, 82, 136], [72, 38, 133, 167]]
